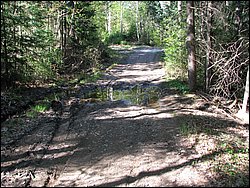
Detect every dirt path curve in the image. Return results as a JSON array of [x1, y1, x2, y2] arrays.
[[1, 46, 248, 187]]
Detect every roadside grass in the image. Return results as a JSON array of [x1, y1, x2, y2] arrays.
[[161, 79, 189, 94], [106, 63, 118, 71], [179, 122, 214, 136], [78, 71, 103, 84], [179, 118, 249, 187], [26, 101, 51, 118]]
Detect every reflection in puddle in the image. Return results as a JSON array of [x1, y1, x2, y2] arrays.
[[83, 85, 162, 106]]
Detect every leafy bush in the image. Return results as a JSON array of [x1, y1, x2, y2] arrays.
[[104, 32, 127, 45], [163, 18, 187, 81], [32, 104, 50, 112]]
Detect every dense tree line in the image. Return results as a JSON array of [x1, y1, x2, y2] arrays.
[[1, 1, 108, 89], [145, 1, 249, 111]]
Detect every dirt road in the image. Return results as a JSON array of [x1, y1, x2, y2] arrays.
[[1, 46, 248, 187]]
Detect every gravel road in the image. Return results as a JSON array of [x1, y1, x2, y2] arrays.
[[1, 46, 248, 187]]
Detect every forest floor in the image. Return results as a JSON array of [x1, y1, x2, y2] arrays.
[[1, 45, 249, 187]]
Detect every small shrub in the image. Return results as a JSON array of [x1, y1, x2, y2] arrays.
[[164, 79, 189, 94], [32, 104, 49, 112], [26, 110, 38, 118], [105, 32, 127, 45]]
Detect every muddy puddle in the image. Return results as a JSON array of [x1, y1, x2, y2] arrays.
[[81, 84, 162, 107]]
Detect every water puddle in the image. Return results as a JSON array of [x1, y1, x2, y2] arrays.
[[82, 84, 162, 106]]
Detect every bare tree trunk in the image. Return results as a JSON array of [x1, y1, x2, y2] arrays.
[[69, 6, 75, 37], [199, 1, 206, 87], [61, 17, 64, 54], [146, 14, 150, 45], [2, 3, 8, 77], [199, 1, 204, 34], [136, 1, 140, 42], [186, 1, 196, 92], [205, 1, 213, 92], [242, 67, 249, 113], [60, 9, 63, 53], [235, 1, 242, 37], [108, 2, 112, 35], [178, 1, 182, 11], [159, 1, 171, 9], [13, 1, 17, 70], [236, 66, 249, 123], [178, 1, 182, 22], [106, 1, 112, 35], [63, 12, 67, 57]]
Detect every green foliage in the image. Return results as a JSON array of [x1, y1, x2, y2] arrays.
[[52, 93, 61, 101], [92, 1, 107, 39], [26, 110, 38, 118], [105, 32, 126, 45], [213, 138, 249, 187], [106, 63, 118, 71], [1, 1, 59, 87], [26, 101, 50, 118], [125, 22, 138, 42], [1, 1, 111, 88], [179, 117, 249, 187], [2, 0, 248, 103], [164, 79, 189, 94], [78, 71, 103, 84], [150, 29, 162, 46], [162, 12, 187, 81], [32, 103, 50, 112], [70, 1, 99, 48], [179, 121, 216, 136]]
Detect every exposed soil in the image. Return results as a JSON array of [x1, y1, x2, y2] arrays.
[[1, 45, 249, 187]]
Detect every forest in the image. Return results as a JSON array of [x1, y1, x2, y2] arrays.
[[1, 1, 249, 187]]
